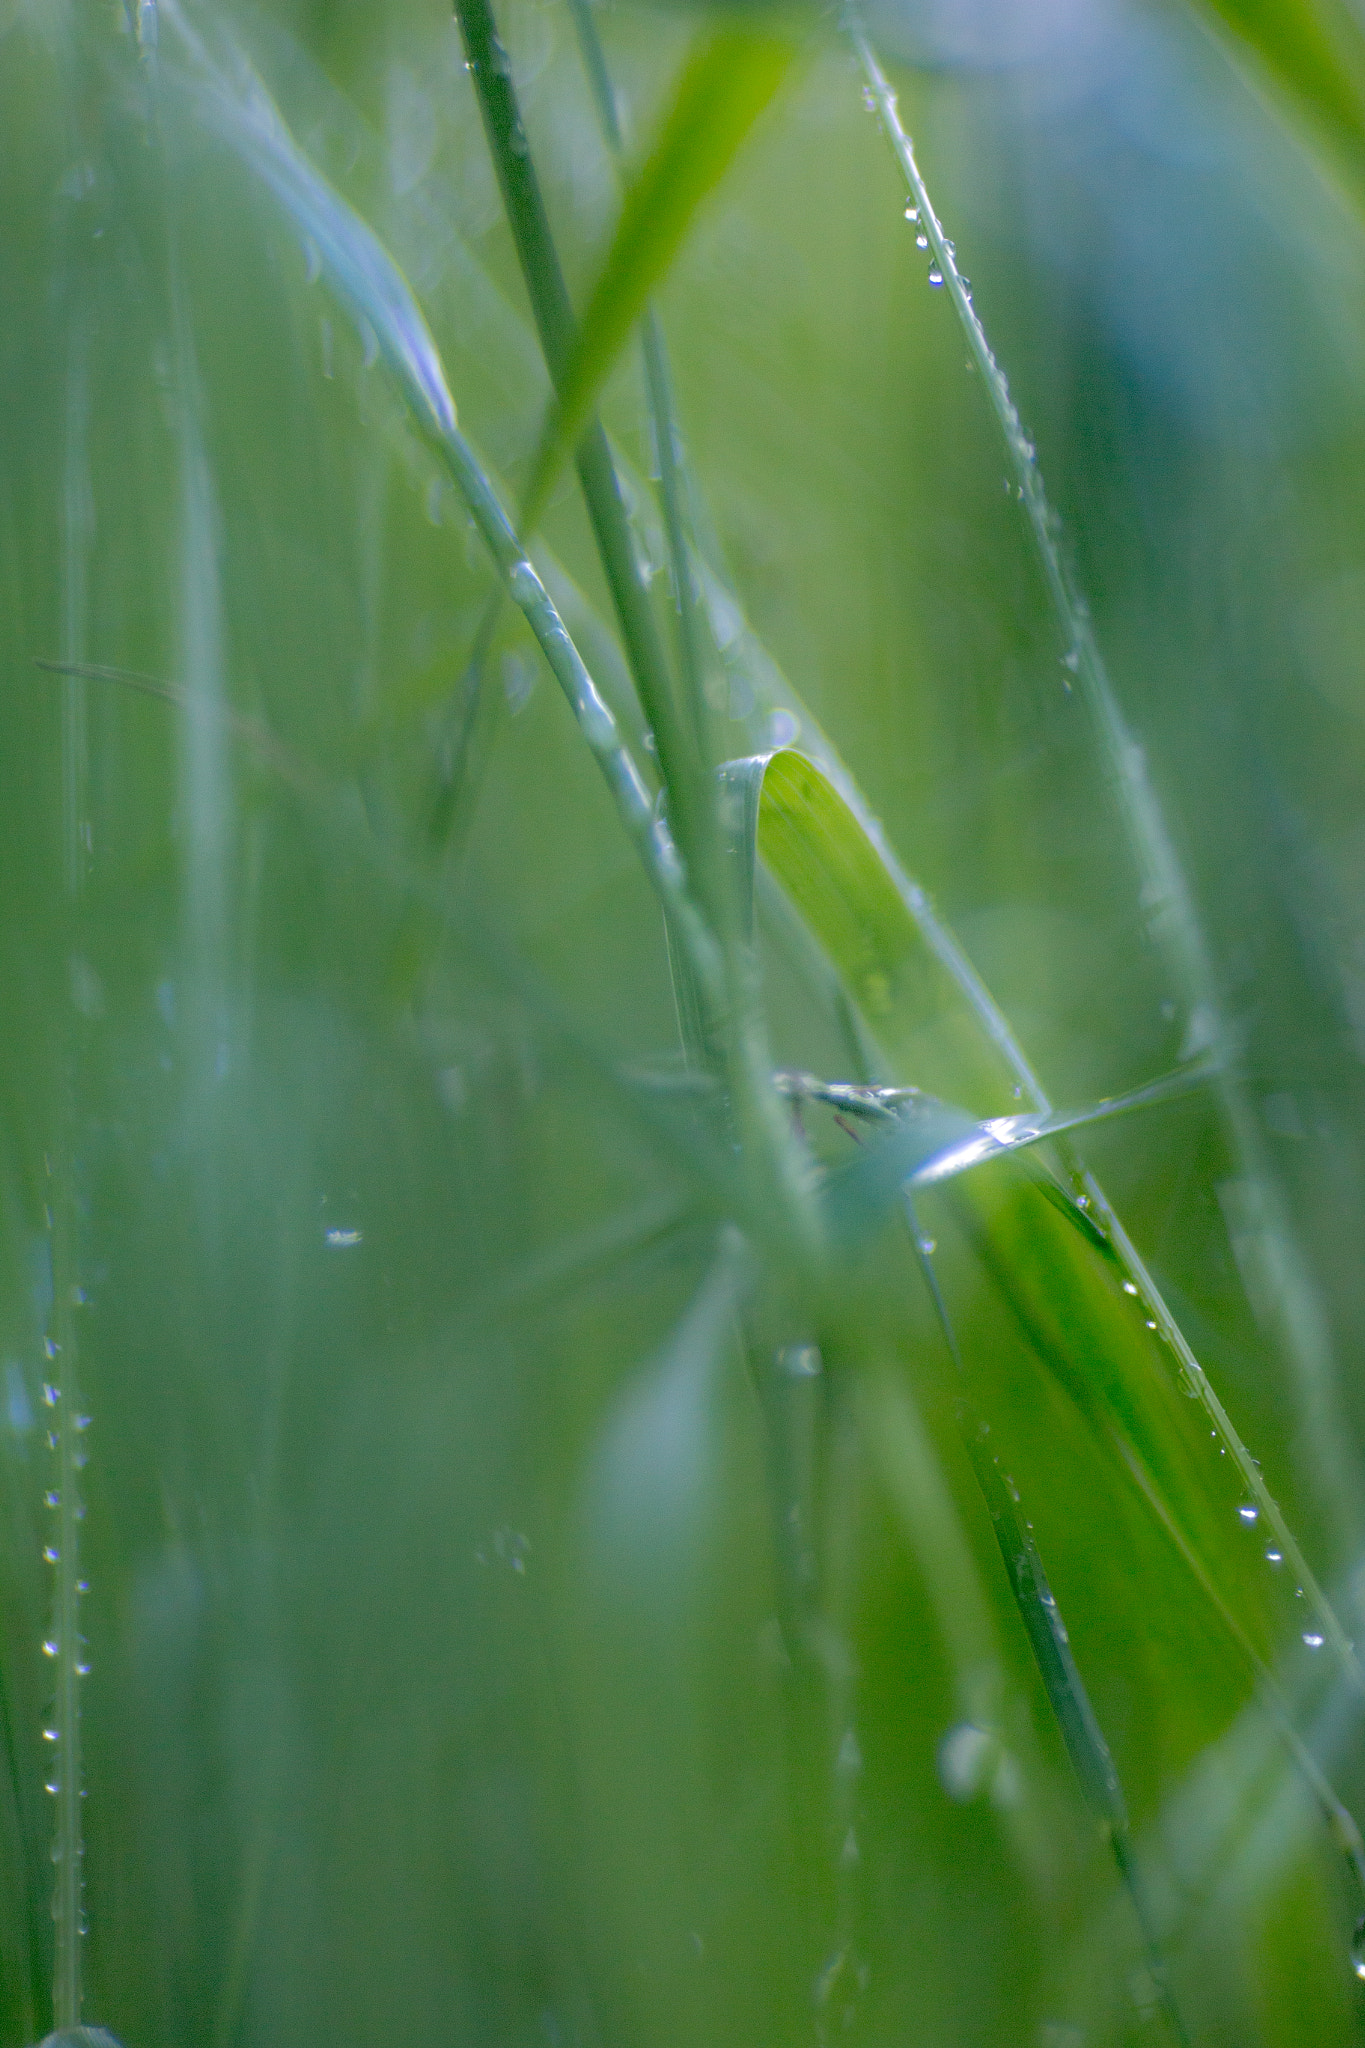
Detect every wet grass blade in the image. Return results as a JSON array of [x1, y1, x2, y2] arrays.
[[453, 0, 690, 839], [720, 744, 1363, 1704]]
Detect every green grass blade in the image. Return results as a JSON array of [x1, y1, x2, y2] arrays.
[[1187, 0, 1365, 193], [453, 0, 691, 843], [721, 744, 1363, 1705], [521, 26, 795, 532]]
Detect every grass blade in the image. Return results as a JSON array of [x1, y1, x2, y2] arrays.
[[521, 26, 795, 532], [453, 0, 691, 842]]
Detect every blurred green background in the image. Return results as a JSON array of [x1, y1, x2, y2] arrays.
[[3, 0, 1365, 2041]]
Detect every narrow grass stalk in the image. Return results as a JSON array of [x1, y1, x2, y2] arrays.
[[452, 0, 698, 851], [846, 10, 1363, 1691], [459, 0, 819, 1266], [433, 423, 725, 1015]]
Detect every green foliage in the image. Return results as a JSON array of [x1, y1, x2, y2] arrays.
[[0, 1, 1364, 2045]]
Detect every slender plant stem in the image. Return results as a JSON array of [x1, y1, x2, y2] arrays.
[[453, 0, 699, 851], [430, 425, 727, 1015]]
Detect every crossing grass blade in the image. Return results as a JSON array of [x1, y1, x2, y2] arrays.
[[520, 25, 795, 532]]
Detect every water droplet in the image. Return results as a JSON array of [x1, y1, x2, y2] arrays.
[[928, 269, 943, 287], [508, 560, 544, 609], [1122, 1281, 1139, 1296], [904, 205, 919, 222], [324, 1227, 362, 1248], [45, 1780, 59, 1796], [781, 1344, 822, 1379], [1062, 647, 1080, 673], [1239, 1504, 1258, 1524], [1145, 1320, 1157, 1331], [918, 1234, 936, 1255], [75, 1414, 90, 1431], [75, 1659, 91, 1676], [861, 85, 876, 112], [837, 1727, 862, 1776], [44, 1491, 59, 1509], [1351, 1914, 1365, 1979], [1265, 1547, 1283, 1564], [42, 1639, 58, 1658], [915, 233, 928, 249], [44, 1339, 59, 1360], [43, 1726, 57, 1742], [43, 1546, 59, 1564], [1303, 1632, 1325, 1650], [938, 1722, 994, 1801], [42, 1384, 57, 1407]]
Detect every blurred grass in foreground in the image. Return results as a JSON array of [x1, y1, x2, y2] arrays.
[[3, 0, 1365, 2042]]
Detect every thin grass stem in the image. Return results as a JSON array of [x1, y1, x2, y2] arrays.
[[453, 0, 698, 852]]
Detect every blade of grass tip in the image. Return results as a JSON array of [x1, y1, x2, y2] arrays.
[[846, 6, 1361, 1559], [907, 1206, 1192, 2047], [453, 0, 694, 852]]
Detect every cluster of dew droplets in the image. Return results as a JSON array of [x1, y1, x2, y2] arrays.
[[39, 1199, 93, 2027], [1112, 1270, 1332, 1641]]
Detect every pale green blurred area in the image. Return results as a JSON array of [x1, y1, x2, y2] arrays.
[[0, 1, 1364, 2044]]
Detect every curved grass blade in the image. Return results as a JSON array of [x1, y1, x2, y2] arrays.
[[1186, 0, 1365, 199], [821, 1058, 1218, 1249], [721, 745, 1363, 1700], [520, 25, 795, 533]]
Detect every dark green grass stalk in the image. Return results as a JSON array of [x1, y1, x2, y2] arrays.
[[452, 0, 700, 860]]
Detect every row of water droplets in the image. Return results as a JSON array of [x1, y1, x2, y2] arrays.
[[846, 6, 1363, 1710], [41, 1150, 92, 2030]]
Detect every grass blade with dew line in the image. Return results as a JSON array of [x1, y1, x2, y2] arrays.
[[452, 0, 697, 863], [163, 20, 728, 1031], [719, 744, 1364, 1699], [907, 1205, 1192, 2045], [846, 7, 1362, 1560]]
